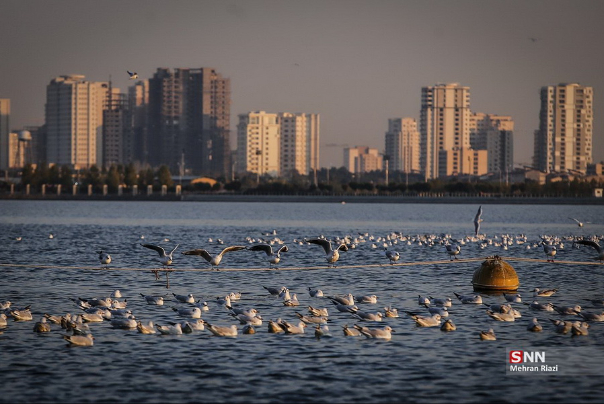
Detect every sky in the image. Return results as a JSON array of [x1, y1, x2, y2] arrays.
[[1, 0, 603, 169]]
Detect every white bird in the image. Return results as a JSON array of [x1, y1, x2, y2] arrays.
[[248, 243, 289, 268], [342, 324, 362, 336], [268, 320, 285, 333], [383, 247, 400, 264], [0, 313, 8, 327], [418, 295, 431, 305], [111, 290, 122, 298], [0, 301, 11, 311], [242, 324, 255, 334], [569, 217, 584, 227], [541, 242, 557, 262], [172, 306, 202, 319], [308, 306, 329, 317], [330, 300, 358, 313], [445, 244, 461, 260], [384, 306, 399, 318], [110, 315, 137, 329], [306, 238, 349, 267], [503, 293, 522, 303], [440, 319, 456, 332], [424, 304, 449, 317], [553, 304, 581, 315], [550, 319, 572, 334], [63, 333, 94, 346], [156, 322, 183, 335], [314, 324, 332, 338], [136, 320, 156, 334], [141, 243, 179, 268], [350, 309, 383, 322], [406, 312, 442, 327], [576, 311, 604, 322], [127, 70, 138, 79], [10, 309, 33, 321], [527, 301, 554, 311], [353, 324, 394, 340], [308, 287, 324, 298], [80, 313, 104, 323], [571, 321, 590, 336], [295, 312, 327, 324], [204, 321, 238, 337], [527, 317, 543, 332], [172, 293, 195, 304], [474, 206, 483, 236], [263, 286, 286, 296], [329, 293, 355, 306], [230, 313, 262, 326], [97, 250, 111, 267], [283, 293, 300, 307], [226, 306, 258, 317], [479, 328, 496, 340], [454, 292, 483, 304], [486, 309, 515, 322], [429, 296, 452, 307], [140, 293, 164, 305], [277, 320, 307, 334], [355, 295, 378, 304], [532, 288, 558, 297], [33, 317, 51, 333], [573, 239, 604, 263], [182, 246, 246, 270]]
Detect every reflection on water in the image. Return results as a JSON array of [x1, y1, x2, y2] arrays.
[[0, 200, 603, 403]]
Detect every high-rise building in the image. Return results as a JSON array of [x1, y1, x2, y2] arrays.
[[45, 75, 110, 169], [103, 86, 131, 168], [470, 113, 514, 175], [237, 111, 281, 177], [344, 146, 383, 174], [148, 68, 231, 178], [385, 118, 420, 173], [420, 83, 472, 180], [279, 112, 320, 177], [533, 83, 593, 173], [128, 80, 149, 165], [305, 113, 320, 177], [0, 99, 9, 170]]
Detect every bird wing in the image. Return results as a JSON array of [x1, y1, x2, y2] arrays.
[[337, 243, 349, 252], [141, 244, 166, 256], [169, 244, 180, 256], [182, 249, 213, 262], [307, 238, 332, 254], [248, 244, 273, 255], [219, 246, 247, 256], [574, 239, 602, 253], [569, 217, 581, 224], [276, 245, 289, 254], [474, 206, 483, 222]]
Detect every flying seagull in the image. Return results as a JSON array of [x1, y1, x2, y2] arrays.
[[127, 71, 138, 79], [573, 239, 604, 263], [248, 243, 289, 268], [141, 243, 179, 268], [306, 238, 348, 267], [97, 250, 111, 268], [474, 206, 483, 236], [569, 217, 584, 227], [182, 246, 246, 270]]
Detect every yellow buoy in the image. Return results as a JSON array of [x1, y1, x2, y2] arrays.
[[472, 256, 519, 292]]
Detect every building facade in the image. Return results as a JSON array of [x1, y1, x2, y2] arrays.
[[384, 117, 420, 173], [420, 83, 472, 180], [533, 83, 593, 173], [128, 80, 149, 165], [470, 113, 514, 175], [237, 111, 281, 177], [103, 88, 130, 167], [0, 99, 9, 170], [344, 146, 383, 174], [45, 75, 109, 169], [148, 68, 231, 178]]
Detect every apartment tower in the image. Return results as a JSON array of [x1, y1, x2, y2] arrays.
[[384, 117, 420, 173]]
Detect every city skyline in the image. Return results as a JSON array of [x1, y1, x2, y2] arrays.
[[1, 0, 603, 168]]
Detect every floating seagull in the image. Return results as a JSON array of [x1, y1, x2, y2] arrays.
[[569, 217, 584, 227], [353, 324, 394, 340], [306, 238, 348, 267], [573, 239, 604, 263], [350, 309, 383, 322], [553, 304, 581, 315], [295, 312, 327, 325], [454, 292, 483, 304], [140, 293, 164, 305], [355, 295, 378, 304], [203, 321, 238, 337], [33, 317, 51, 333], [263, 286, 286, 296], [384, 306, 399, 318], [571, 321, 590, 336], [445, 243, 461, 260], [314, 324, 331, 338], [486, 309, 515, 322], [503, 293, 522, 303], [308, 306, 329, 317], [429, 296, 452, 307], [527, 317, 543, 332], [479, 328, 496, 340], [182, 246, 246, 270], [474, 206, 483, 236], [440, 319, 456, 332], [424, 304, 448, 317], [136, 321, 156, 334], [406, 312, 442, 327], [308, 287, 324, 298], [277, 320, 307, 334], [127, 70, 138, 79], [532, 288, 557, 297], [156, 322, 183, 335], [527, 301, 554, 311], [576, 311, 604, 322], [63, 333, 94, 346], [172, 306, 202, 319], [97, 250, 111, 268], [383, 247, 400, 264], [342, 324, 362, 336], [141, 243, 179, 268], [550, 319, 572, 334], [172, 293, 195, 304], [248, 243, 289, 268]]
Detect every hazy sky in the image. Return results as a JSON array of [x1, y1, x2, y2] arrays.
[[1, 0, 603, 168]]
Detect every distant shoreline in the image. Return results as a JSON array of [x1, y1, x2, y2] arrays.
[[1, 193, 602, 205]]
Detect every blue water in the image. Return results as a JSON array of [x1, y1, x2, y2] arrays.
[[1, 200, 603, 403]]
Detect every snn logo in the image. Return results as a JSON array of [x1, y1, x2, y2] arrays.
[[509, 350, 546, 363]]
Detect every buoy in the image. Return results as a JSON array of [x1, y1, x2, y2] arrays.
[[472, 256, 519, 292]]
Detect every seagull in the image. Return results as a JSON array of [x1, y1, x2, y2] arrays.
[[454, 292, 483, 304], [156, 322, 183, 335], [527, 301, 554, 311], [182, 246, 246, 270], [172, 306, 202, 319], [283, 293, 300, 307], [479, 328, 496, 340], [474, 206, 483, 236], [569, 217, 584, 227], [350, 309, 383, 322], [550, 319, 572, 334], [486, 309, 515, 322], [140, 293, 164, 305], [141, 243, 179, 268], [306, 238, 348, 267], [383, 306, 399, 318], [314, 324, 331, 338], [353, 324, 394, 340], [203, 321, 238, 337], [342, 324, 362, 336], [424, 304, 448, 317], [172, 293, 195, 304], [248, 243, 289, 268], [355, 295, 378, 304], [308, 287, 324, 298], [308, 306, 329, 317], [63, 333, 94, 346], [573, 239, 604, 263], [429, 297, 452, 307], [532, 288, 557, 297], [33, 317, 51, 333], [552, 304, 581, 315], [405, 312, 442, 327], [136, 321, 156, 334], [383, 247, 400, 264], [97, 250, 111, 268], [571, 321, 590, 336], [576, 311, 604, 322], [503, 293, 522, 303], [541, 241, 557, 262], [263, 286, 286, 296], [527, 317, 543, 332], [440, 319, 456, 332], [295, 312, 327, 325], [445, 243, 461, 260], [127, 71, 138, 79]]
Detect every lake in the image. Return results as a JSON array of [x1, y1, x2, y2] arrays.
[[1, 200, 603, 403]]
